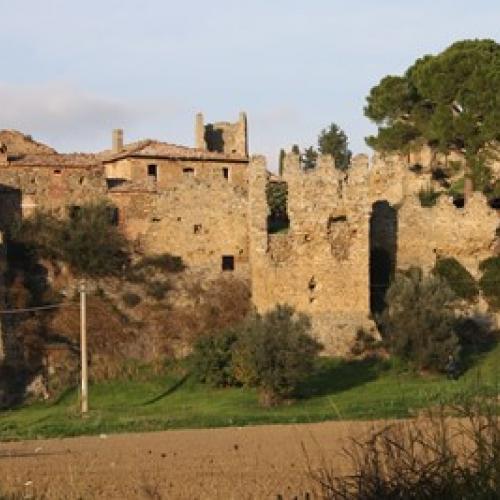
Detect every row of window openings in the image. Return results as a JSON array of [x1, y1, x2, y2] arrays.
[[67, 206, 235, 272], [147, 165, 229, 180]]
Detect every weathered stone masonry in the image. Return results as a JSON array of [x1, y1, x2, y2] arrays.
[[0, 115, 498, 355]]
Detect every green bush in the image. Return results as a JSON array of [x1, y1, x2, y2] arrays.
[[192, 305, 321, 405], [121, 292, 141, 308], [191, 328, 239, 387], [433, 257, 479, 300], [379, 267, 460, 372], [418, 185, 440, 207], [232, 305, 322, 406], [16, 201, 129, 278], [479, 257, 500, 309]]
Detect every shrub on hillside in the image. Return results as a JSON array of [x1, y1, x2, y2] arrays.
[[379, 267, 460, 372], [232, 305, 322, 406], [192, 305, 321, 406], [479, 257, 500, 309], [16, 201, 129, 278], [433, 257, 479, 301], [192, 328, 239, 387]]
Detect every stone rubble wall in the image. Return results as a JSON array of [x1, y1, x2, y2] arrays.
[[249, 154, 373, 355], [0, 165, 107, 229], [109, 175, 250, 276], [250, 150, 500, 355], [397, 193, 499, 276]]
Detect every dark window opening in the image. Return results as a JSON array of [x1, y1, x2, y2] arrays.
[[222, 167, 229, 179], [489, 198, 500, 210], [328, 215, 347, 228], [106, 207, 119, 226], [222, 255, 234, 271], [183, 167, 195, 176], [151, 217, 161, 223], [267, 180, 290, 234], [54, 169, 62, 175], [69, 205, 81, 219], [453, 197, 465, 209], [194, 224, 202, 234], [106, 178, 126, 189], [148, 164, 158, 179]]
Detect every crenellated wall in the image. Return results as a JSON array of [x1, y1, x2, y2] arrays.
[[397, 193, 499, 276], [249, 154, 374, 355]]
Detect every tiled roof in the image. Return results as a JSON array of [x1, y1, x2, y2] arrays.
[[8, 153, 101, 168], [102, 140, 248, 162]]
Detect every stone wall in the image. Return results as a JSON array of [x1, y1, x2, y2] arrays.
[[250, 154, 373, 355], [196, 112, 248, 156], [105, 157, 248, 191], [0, 164, 107, 224], [109, 175, 250, 276], [397, 193, 499, 276]]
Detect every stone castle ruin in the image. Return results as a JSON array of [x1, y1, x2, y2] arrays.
[[0, 113, 498, 357]]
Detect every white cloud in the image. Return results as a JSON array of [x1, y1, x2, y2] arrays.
[[0, 83, 182, 152]]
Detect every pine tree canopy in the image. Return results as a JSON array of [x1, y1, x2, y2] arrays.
[[365, 39, 500, 160]]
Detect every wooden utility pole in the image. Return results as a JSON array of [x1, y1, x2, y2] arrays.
[[80, 279, 88, 414]]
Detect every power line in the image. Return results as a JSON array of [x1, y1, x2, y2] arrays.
[[0, 302, 78, 315]]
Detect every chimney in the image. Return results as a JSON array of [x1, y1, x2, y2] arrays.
[[195, 113, 205, 150], [112, 129, 124, 153]]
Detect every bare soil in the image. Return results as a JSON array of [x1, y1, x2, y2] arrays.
[[0, 420, 381, 499]]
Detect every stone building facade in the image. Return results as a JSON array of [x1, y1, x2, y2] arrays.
[[0, 114, 498, 354]]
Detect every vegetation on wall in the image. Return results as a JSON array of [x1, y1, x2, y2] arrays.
[[266, 180, 289, 233], [418, 185, 441, 207], [433, 257, 479, 300], [479, 256, 500, 309]]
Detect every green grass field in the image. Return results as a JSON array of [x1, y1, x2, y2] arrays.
[[1, 345, 499, 441]]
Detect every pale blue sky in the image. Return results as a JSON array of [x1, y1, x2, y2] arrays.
[[0, 1, 498, 168]]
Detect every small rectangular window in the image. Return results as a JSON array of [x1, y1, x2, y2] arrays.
[[69, 205, 81, 219], [194, 224, 202, 234], [147, 164, 157, 179], [222, 255, 234, 271], [222, 167, 229, 179], [54, 169, 62, 175], [183, 167, 195, 176]]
